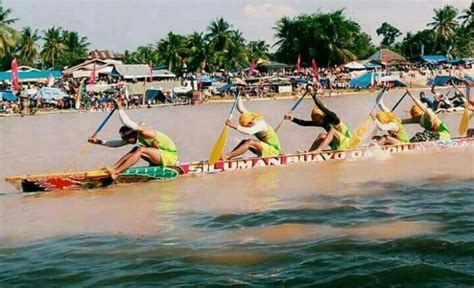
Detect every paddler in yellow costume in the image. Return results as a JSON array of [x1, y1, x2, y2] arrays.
[[371, 101, 409, 145], [402, 91, 451, 141], [222, 98, 281, 160], [88, 99, 178, 179], [284, 87, 352, 153]]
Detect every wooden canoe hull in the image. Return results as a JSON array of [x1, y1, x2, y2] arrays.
[[5, 137, 474, 193]]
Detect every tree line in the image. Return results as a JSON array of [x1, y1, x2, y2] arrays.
[[0, 3, 472, 73]]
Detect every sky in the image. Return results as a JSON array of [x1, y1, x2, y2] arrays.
[[5, 0, 472, 52]]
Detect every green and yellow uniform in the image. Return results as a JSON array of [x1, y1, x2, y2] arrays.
[[138, 131, 178, 166]]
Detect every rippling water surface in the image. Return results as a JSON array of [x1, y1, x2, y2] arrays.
[[1, 91, 473, 286]]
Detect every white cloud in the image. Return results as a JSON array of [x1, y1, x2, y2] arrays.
[[243, 3, 297, 19]]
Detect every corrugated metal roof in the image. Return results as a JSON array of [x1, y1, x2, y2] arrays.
[[88, 50, 123, 60], [111, 65, 176, 79]]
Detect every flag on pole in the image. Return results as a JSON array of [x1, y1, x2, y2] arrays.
[[46, 72, 54, 87], [88, 63, 96, 91], [11, 58, 20, 93], [311, 58, 319, 81], [247, 59, 256, 78], [296, 54, 301, 73]]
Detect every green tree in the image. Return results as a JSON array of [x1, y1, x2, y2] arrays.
[[41, 27, 65, 69], [17, 27, 40, 66], [155, 32, 187, 73], [274, 11, 370, 66], [57, 30, 90, 68], [376, 22, 401, 47], [459, 1, 473, 29], [186, 32, 209, 72], [247, 40, 270, 61], [428, 5, 459, 52], [0, 6, 19, 59]]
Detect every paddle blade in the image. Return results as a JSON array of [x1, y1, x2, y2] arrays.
[[458, 108, 469, 137], [208, 127, 228, 165], [274, 119, 285, 133], [349, 117, 371, 149]]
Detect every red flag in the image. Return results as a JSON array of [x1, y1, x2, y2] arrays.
[[149, 64, 153, 84], [311, 58, 319, 81], [11, 58, 20, 92], [247, 59, 256, 78], [296, 54, 301, 73], [88, 63, 96, 90]]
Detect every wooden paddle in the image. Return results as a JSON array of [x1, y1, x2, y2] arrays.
[[64, 107, 117, 172], [391, 91, 408, 112], [453, 83, 471, 136], [274, 85, 311, 132], [208, 92, 240, 165], [349, 87, 387, 148]]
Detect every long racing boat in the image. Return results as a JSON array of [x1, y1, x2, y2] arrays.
[[5, 137, 474, 193]]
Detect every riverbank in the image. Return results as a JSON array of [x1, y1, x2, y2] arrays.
[[0, 86, 455, 118]]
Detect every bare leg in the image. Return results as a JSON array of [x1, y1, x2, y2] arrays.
[[222, 139, 262, 160], [108, 147, 162, 179], [377, 135, 399, 146], [311, 129, 341, 153], [110, 147, 139, 170], [309, 133, 327, 152]]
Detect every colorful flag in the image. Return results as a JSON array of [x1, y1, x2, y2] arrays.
[[11, 58, 20, 92], [88, 63, 96, 91], [247, 59, 256, 78], [296, 54, 301, 73], [311, 58, 319, 81]]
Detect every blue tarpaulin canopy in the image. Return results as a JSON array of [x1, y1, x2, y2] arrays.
[[0, 70, 61, 81], [427, 75, 471, 86], [37, 87, 69, 101], [349, 72, 407, 88], [421, 55, 447, 64], [217, 83, 233, 94], [145, 88, 170, 103], [0, 90, 17, 101]]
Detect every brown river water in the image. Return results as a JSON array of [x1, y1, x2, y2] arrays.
[[1, 89, 473, 286]]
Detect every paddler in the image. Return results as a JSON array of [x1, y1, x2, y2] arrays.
[[88, 99, 178, 179], [402, 91, 451, 141], [284, 86, 352, 153], [371, 101, 409, 145], [221, 98, 281, 160]]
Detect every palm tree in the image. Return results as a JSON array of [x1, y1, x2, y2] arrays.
[[17, 27, 40, 66], [428, 5, 459, 46], [459, 2, 473, 29], [155, 32, 187, 73], [135, 45, 156, 65], [319, 11, 357, 66], [0, 6, 19, 58], [206, 18, 233, 54], [222, 30, 248, 70], [186, 32, 209, 72], [41, 27, 65, 69], [247, 40, 270, 61], [62, 30, 89, 56]]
